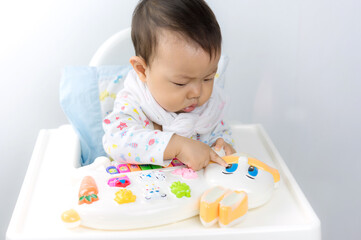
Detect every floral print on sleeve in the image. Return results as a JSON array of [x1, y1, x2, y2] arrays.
[[102, 94, 174, 166], [199, 120, 234, 147]]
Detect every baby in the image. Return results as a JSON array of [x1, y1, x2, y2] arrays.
[[103, 0, 235, 171]]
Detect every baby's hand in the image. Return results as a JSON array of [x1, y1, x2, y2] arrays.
[[174, 136, 228, 171], [212, 138, 236, 156]]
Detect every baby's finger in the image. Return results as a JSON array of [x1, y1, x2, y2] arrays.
[[214, 138, 225, 151], [224, 143, 236, 155], [210, 151, 228, 167]]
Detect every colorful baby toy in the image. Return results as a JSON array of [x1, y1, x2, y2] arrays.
[[61, 152, 280, 230]]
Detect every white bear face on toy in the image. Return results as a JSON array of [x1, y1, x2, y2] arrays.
[[204, 154, 280, 207]]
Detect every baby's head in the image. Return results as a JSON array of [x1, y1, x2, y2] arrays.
[[130, 0, 222, 113]]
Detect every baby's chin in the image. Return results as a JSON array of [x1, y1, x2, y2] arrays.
[[161, 106, 182, 114], [171, 107, 185, 114], [175, 110, 186, 114], [172, 108, 188, 114], [165, 103, 204, 114], [162, 105, 187, 114]]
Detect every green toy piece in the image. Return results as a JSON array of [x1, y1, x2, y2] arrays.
[[170, 181, 191, 198], [151, 165, 162, 169], [139, 164, 153, 170]]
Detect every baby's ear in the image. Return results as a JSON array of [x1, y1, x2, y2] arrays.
[[129, 56, 148, 82]]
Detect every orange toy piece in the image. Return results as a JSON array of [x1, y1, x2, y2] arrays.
[[78, 176, 99, 205], [200, 187, 248, 227], [219, 191, 248, 227], [199, 186, 229, 225]]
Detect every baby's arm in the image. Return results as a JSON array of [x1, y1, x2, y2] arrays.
[[102, 97, 174, 166]]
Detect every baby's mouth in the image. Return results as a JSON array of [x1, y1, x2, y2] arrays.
[[182, 103, 197, 113]]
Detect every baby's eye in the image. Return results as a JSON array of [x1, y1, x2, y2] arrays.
[[172, 81, 187, 86], [248, 166, 259, 177], [204, 78, 214, 82], [225, 163, 238, 173]]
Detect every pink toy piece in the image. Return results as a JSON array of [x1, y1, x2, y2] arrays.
[[171, 168, 183, 176], [171, 158, 184, 167], [182, 168, 198, 179], [172, 168, 198, 179], [108, 175, 131, 188], [117, 164, 130, 173]]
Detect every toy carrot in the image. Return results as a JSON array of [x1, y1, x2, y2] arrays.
[[78, 176, 99, 205]]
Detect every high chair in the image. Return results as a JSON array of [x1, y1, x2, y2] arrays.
[[6, 28, 321, 240], [90, 27, 133, 66]]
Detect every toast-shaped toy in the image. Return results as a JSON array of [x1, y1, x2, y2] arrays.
[[61, 153, 280, 229]]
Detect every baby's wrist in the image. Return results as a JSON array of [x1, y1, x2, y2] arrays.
[[163, 134, 183, 160]]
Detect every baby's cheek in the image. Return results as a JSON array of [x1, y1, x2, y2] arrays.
[[161, 94, 185, 112], [200, 86, 213, 106], [148, 81, 177, 111]]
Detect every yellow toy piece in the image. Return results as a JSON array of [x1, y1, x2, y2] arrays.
[[114, 189, 136, 204], [61, 209, 81, 228]]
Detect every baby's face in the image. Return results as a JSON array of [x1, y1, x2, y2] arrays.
[[144, 31, 220, 113]]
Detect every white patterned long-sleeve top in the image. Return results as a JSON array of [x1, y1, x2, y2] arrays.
[[102, 94, 234, 166]]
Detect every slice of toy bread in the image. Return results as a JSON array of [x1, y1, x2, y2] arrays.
[[200, 186, 229, 227], [219, 191, 248, 227]]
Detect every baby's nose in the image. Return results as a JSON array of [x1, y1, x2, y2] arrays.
[[188, 82, 202, 99]]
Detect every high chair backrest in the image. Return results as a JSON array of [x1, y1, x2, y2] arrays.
[[89, 27, 134, 66]]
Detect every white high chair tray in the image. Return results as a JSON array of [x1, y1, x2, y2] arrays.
[[7, 123, 321, 240]]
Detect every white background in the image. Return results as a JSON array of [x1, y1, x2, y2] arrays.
[[0, 0, 360, 239]]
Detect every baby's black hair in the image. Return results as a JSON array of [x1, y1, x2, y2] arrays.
[[131, 0, 222, 65]]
